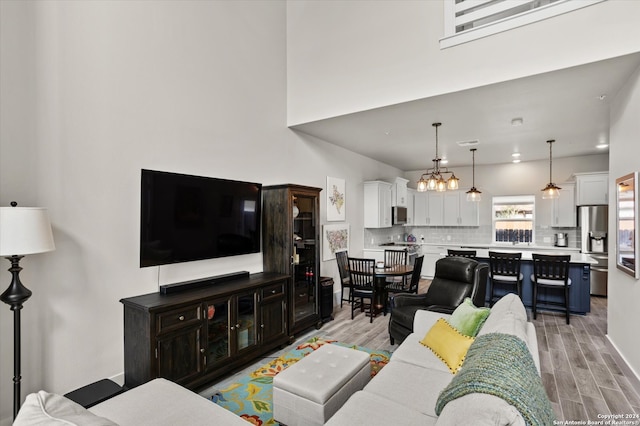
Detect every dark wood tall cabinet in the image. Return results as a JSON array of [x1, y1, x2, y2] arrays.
[[263, 184, 322, 337]]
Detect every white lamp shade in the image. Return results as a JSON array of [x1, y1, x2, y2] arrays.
[[0, 207, 55, 256]]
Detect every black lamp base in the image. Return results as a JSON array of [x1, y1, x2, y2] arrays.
[[1, 255, 32, 420]]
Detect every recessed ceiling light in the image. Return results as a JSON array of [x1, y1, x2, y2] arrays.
[[597, 94, 607, 101], [512, 159, 521, 164], [596, 143, 609, 149], [511, 118, 523, 126], [440, 158, 449, 165], [512, 153, 521, 158]]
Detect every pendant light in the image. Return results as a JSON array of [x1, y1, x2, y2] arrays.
[[541, 139, 561, 199], [466, 148, 482, 202], [417, 123, 459, 192]]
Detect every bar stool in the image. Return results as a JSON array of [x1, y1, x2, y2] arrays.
[[447, 249, 476, 258], [488, 251, 523, 306], [531, 254, 572, 324]]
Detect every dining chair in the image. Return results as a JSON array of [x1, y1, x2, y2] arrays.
[[531, 254, 572, 324], [487, 251, 523, 306], [447, 249, 476, 258], [335, 250, 352, 308], [387, 255, 423, 295], [347, 257, 376, 323], [384, 249, 408, 287]]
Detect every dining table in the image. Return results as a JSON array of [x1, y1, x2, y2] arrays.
[[373, 264, 414, 314]]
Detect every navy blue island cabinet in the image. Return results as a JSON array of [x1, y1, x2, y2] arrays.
[[476, 254, 592, 315]]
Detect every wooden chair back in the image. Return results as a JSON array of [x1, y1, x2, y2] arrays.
[[384, 249, 407, 267], [447, 249, 476, 258]]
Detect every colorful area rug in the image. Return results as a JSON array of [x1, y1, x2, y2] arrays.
[[211, 337, 391, 425]]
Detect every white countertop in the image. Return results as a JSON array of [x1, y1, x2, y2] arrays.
[[364, 243, 595, 264]]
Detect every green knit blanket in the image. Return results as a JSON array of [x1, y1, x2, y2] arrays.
[[435, 333, 555, 426]]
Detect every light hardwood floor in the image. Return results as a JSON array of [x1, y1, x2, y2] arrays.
[[201, 283, 640, 422]]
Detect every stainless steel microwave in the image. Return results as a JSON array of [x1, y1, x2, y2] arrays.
[[392, 206, 407, 225]]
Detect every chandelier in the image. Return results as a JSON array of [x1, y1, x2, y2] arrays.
[[541, 139, 561, 199], [466, 148, 482, 202], [417, 123, 459, 192]]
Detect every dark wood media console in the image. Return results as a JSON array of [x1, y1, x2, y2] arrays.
[[120, 272, 290, 391]]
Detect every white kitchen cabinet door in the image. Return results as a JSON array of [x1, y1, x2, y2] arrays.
[[423, 247, 446, 278], [459, 193, 479, 226], [405, 188, 415, 226], [442, 191, 479, 226], [552, 183, 576, 227], [391, 177, 409, 207], [363, 249, 384, 262], [363, 181, 392, 228], [443, 192, 460, 226], [576, 172, 608, 205], [413, 192, 428, 226], [427, 193, 444, 226]]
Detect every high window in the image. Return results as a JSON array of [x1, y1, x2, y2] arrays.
[[441, 0, 606, 49]]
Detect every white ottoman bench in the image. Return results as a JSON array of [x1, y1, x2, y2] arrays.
[[273, 343, 371, 426]]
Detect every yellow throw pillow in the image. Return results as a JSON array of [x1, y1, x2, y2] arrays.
[[420, 318, 475, 374]]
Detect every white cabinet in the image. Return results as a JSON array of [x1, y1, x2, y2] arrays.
[[391, 177, 409, 207], [427, 193, 444, 226], [413, 192, 428, 226], [362, 249, 384, 263], [364, 181, 392, 228], [412, 191, 478, 227], [576, 172, 608, 205], [422, 246, 446, 278], [552, 182, 576, 227], [406, 188, 415, 226], [443, 191, 479, 226]]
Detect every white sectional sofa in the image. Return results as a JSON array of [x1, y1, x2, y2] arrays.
[[326, 293, 543, 426], [15, 294, 545, 426], [14, 377, 248, 426]]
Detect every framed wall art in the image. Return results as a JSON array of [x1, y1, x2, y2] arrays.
[[322, 223, 349, 261], [326, 176, 346, 222], [616, 172, 639, 279]]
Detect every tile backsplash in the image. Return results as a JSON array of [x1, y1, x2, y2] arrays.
[[365, 225, 581, 249]]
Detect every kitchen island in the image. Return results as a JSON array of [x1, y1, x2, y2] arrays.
[[363, 243, 595, 315]]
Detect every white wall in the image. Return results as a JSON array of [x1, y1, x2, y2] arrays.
[[287, 0, 640, 125], [0, 1, 402, 423], [608, 64, 640, 378]]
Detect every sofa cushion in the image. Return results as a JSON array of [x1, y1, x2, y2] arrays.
[[420, 318, 475, 374], [364, 360, 454, 417], [449, 297, 490, 337], [14, 391, 118, 426], [325, 391, 437, 426], [487, 293, 527, 322], [435, 393, 525, 426], [478, 311, 529, 350], [90, 378, 248, 425], [391, 332, 454, 373]]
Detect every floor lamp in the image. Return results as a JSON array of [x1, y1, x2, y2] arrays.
[[0, 202, 55, 420]]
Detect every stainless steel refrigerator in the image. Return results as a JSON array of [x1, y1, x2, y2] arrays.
[[579, 205, 608, 296]]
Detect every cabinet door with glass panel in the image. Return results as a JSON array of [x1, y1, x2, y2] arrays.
[[204, 291, 258, 370], [262, 184, 322, 337], [493, 195, 535, 244], [292, 190, 320, 331]]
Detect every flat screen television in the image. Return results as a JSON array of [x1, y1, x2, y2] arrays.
[[140, 169, 262, 267]]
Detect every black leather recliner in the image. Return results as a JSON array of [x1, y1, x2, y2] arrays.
[[388, 256, 488, 345]]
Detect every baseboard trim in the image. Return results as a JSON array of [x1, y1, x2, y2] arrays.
[[605, 334, 640, 397]]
